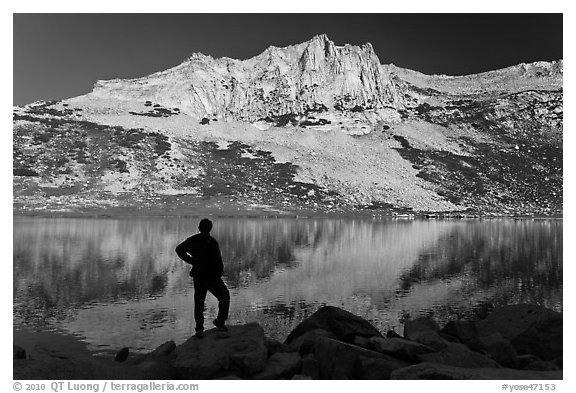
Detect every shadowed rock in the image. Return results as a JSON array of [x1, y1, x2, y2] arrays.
[[515, 354, 542, 369], [356, 356, 412, 379], [288, 328, 337, 354], [368, 337, 434, 362], [406, 330, 448, 351], [314, 336, 409, 379], [14, 343, 160, 380], [172, 322, 268, 379], [468, 333, 517, 368], [253, 352, 302, 379], [475, 304, 562, 361], [391, 362, 562, 380], [115, 347, 129, 362], [284, 306, 382, 345], [353, 335, 371, 349], [13, 304, 563, 380], [300, 354, 320, 379], [417, 342, 501, 368], [264, 337, 291, 357], [404, 317, 440, 337], [523, 361, 559, 371], [14, 345, 26, 360], [149, 341, 176, 357], [440, 320, 479, 344], [129, 357, 181, 379], [403, 317, 447, 351], [292, 374, 313, 380]]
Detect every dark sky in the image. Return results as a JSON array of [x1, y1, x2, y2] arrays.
[[13, 13, 563, 105]]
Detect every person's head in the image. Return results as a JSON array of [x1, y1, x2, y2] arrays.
[[198, 218, 213, 234]]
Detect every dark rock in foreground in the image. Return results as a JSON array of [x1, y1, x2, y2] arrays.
[[114, 347, 129, 362], [391, 362, 562, 380], [314, 336, 410, 379], [475, 304, 562, 361], [287, 328, 337, 354], [468, 333, 518, 368], [254, 352, 302, 379], [13, 344, 26, 360], [416, 341, 501, 368], [403, 316, 448, 351], [13, 304, 562, 380], [367, 337, 434, 362], [440, 320, 479, 344], [172, 322, 268, 379], [284, 305, 383, 344]]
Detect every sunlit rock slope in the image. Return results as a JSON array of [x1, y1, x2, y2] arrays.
[[13, 35, 562, 216]]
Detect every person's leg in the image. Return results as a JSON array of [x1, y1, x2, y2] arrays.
[[193, 278, 208, 333], [207, 277, 230, 324]]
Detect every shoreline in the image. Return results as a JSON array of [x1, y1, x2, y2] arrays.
[[13, 324, 117, 361], [14, 304, 563, 380], [12, 208, 563, 220]]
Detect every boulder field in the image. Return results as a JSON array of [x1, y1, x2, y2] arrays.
[[13, 304, 562, 380]]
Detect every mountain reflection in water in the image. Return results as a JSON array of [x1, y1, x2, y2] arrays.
[[13, 217, 562, 353]]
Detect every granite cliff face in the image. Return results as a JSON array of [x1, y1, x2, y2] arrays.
[[13, 35, 563, 216], [90, 34, 562, 124], [90, 34, 406, 121]]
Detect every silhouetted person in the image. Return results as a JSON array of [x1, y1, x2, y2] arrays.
[[176, 218, 230, 337]]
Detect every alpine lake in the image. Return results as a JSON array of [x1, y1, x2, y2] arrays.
[[13, 216, 562, 355]]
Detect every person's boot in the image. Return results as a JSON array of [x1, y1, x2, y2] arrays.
[[213, 319, 228, 331]]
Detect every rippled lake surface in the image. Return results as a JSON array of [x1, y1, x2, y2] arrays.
[[13, 216, 562, 353]]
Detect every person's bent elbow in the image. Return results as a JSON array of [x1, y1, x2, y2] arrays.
[[175, 244, 184, 258], [175, 244, 191, 263]]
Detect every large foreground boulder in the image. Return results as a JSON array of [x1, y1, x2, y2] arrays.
[[403, 317, 447, 351], [122, 340, 180, 379], [300, 354, 320, 379], [391, 362, 562, 380], [356, 356, 412, 379], [253, 352, 302, 379], [172, 322, 268, 379], [475, 304, 562, 361], [404, 317, 441, 337], [284, 306, 382, 345], [440, 320, 479, 344], [149, 340, 177, 357], [417, 342, 500, 368], [263, 337, 291, 357], [287, 328, 337, 354], [367, 337, 434, 362], [467, 333, 518, 368], [314, 336, 409, 379], [15, 304, 563, 380]]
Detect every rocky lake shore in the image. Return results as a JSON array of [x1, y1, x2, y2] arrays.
[[13, 303, 562, 380]]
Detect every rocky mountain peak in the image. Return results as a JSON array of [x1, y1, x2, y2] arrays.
[[88, 34, 406, 121], [86, 34, 561, 130], [14, 34, 563, 216], [303, 33, 337, 58]]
